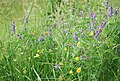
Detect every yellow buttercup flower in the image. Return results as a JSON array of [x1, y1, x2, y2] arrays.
[[75, 56, 79, 61], [76, 67, 81, 73], [64, 47, 67, 51], [69, 70, 73, 74], [77, 41, 81, 47], [44, 31, 49, 36], [89, 31, 94, 36], [34, 54, 40, 58]]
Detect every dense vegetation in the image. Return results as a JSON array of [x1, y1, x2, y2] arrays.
[[0, 0, 120, 81]]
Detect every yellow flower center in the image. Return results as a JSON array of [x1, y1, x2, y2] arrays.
[[75, 56, 79, 61], [76, 67, 81, 73]]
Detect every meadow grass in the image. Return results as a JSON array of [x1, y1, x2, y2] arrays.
[[0, 0, 120, 81]]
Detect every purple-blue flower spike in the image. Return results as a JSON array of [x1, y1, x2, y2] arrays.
[[98, 35, 100, 43], [80, 11, 83, 18], [86, 56, 88, 60], [95, 30, 102, 37], [11, 21, 15, 34], [108, 6, 113, 17], [90, 20, 95, 30], [73, 32, 78, 42], [90, 12, 96, 19], [39, 36, 43, 42], [25, 18, 28, 25], [55, 64, 59, 69], [105, 0, 109, 7], [99, 20, 106, 30], [24, 28, 26, 32], [79, 28, 83, 32], [114, 8, 118, 15]]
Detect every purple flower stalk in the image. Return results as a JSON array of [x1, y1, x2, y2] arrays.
[[105, 0, 109, 7], [108, 6, 113, 17], [52, 41, 57, 48], [90, 20, 95, 30], [114, 8, 118, 15], [39, 36, 43, 42], [73, 32, 78, 42], [80, 11, 83, 18], [24, 28, 26, 32], [79, 28, 83, 32], [86, 56, 88, 60], [55, 64, 59, 69], [90, 12, 96, 19], [11, 21, 15, 34], [99, 20, 106, 30], [95, 30, 102, 37], [98, 35, 100, 42], [25, 18, 28, 25]]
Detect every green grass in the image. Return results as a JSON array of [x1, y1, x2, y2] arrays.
[[0, 0, 120, 81]]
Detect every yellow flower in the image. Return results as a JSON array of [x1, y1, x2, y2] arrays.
[[64, 47, 67, 51], [34, 54, 40, 58], [89, 31, 94, 36], [77, 41, 81, 47], [44, 31, 49, 36], [69, 70, 73, 74], [75, 56, 79, 61], [76, 67, 81, 73]]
